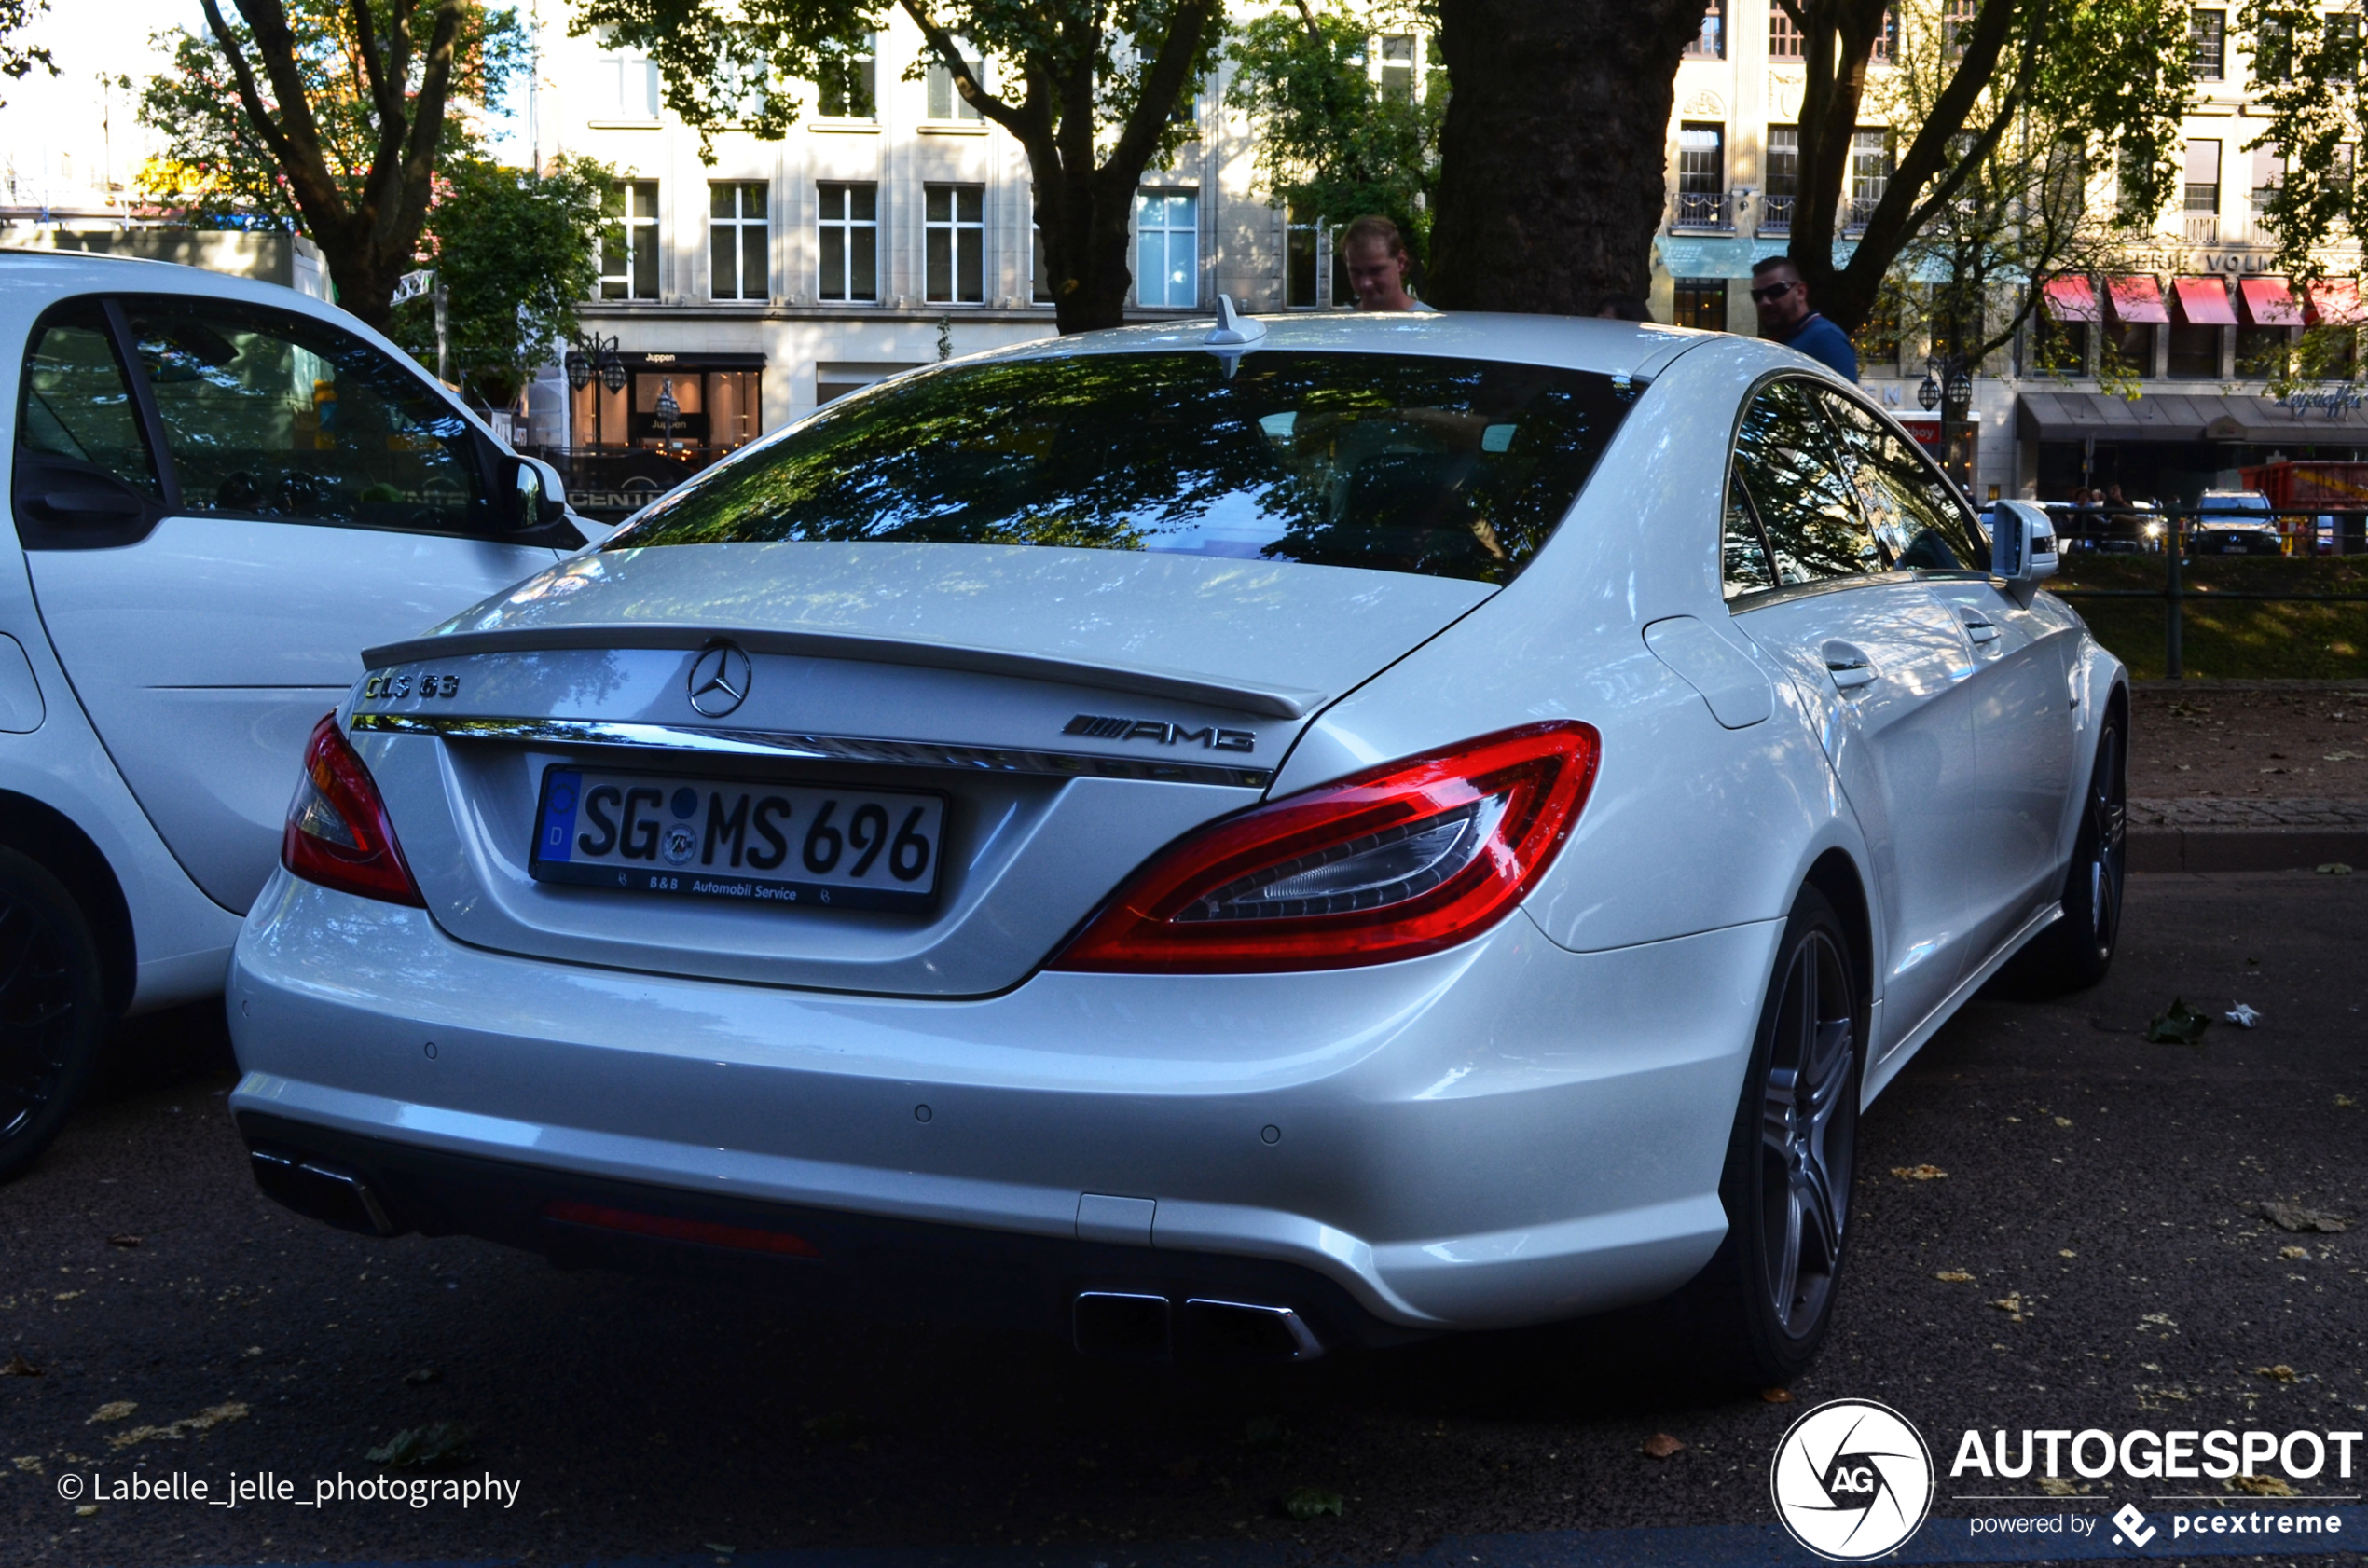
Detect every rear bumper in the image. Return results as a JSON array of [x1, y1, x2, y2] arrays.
[[229, 873, 1782, 1335]]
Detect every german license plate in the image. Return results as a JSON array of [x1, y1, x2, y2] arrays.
[[530, 766, 943, 912]]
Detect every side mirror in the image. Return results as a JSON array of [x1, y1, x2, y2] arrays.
[[501, 454, 569, 530], [1988, 500, 2058, 606]]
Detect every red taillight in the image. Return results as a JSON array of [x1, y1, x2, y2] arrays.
[[1049, 722, 1600, 974], [282, 713, 424, 906]]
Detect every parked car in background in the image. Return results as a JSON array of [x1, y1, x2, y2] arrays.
[[228, 310, 2126, 1385], [2191, 489, 2283, 556], [0, 251, 603, 1178]]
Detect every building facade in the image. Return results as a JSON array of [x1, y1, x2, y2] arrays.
[[1652, 0, 2368, 504]]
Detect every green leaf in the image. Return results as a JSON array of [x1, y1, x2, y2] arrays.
[[365, 1421, 472, 1468], [2144, 997, 2212, 1045], [1283, 1484, 1344, 1520]]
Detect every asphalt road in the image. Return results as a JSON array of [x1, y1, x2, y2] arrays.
[[4, 870, 2364, 1567]]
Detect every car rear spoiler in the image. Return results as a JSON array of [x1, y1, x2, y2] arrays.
[[359, 626, 1328, 721]]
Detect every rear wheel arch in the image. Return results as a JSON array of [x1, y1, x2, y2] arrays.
[[0, 791, 134, 1018], [1799, 848, 1872, 1016]]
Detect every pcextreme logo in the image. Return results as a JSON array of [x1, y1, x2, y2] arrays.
[[1769, 1398, 1937, 1561]]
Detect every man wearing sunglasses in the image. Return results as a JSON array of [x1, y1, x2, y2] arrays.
[[1748, 255, 1858, 381]]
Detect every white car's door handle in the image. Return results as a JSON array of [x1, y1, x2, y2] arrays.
[[1963, 619, 2000, 644], [1823, 642, 1878, 691]]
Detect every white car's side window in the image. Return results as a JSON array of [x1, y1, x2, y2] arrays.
[[120, 299, 488, 537], [19, 304, 162, 501], [1730, 379, 1883, 587], [1814, 389, 1989, 574]]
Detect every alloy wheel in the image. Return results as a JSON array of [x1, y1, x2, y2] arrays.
[[1757, 929, 1857, 1337], [2083, 725, 2127, 964], [0, 895, 81, 1145]]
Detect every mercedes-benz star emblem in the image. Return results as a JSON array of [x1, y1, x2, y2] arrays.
[[686, 640, 752, 719]]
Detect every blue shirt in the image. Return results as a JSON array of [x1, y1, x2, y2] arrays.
[[1783, 312, 1859, 382]]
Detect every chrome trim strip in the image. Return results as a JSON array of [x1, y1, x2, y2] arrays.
[[357, 625, 1325, 720], [349, 711, 1273, 790]]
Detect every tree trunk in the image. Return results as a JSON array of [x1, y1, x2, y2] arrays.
[[1427, 0, 1706, 314]]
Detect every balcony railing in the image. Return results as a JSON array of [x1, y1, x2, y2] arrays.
[[1842, 195, 1881, 236], [1671, 190, 1737, 231], [2181, 212, 2221, 244], [1759, 193, 1796, 235]]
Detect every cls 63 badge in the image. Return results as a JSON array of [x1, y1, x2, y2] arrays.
[[363, 670, 461, 702]]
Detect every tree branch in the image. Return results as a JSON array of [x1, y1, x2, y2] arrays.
[[897, 0, 1030, 139], [207, 0, 345, 230]]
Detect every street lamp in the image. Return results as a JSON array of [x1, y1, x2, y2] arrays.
[[1918, 370, 1941, 411], [564, 331, 626, 394]]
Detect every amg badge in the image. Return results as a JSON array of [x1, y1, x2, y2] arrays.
[[1064, 714, 1254, 752]]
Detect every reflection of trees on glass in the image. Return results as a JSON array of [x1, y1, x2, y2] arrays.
[[1814, 389, 1985, 572], [1722, 472, 1773, 598], [125, 300, 479, 530], [1732, 378, 1881, 584], [18, 308, 161, 498], [615, 351, 1633, 586]]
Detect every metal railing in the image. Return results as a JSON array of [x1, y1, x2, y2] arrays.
[[1671, 191, 1738, 231], [1759, 194, 1795, 235], [2049, 512, 2368, 679]]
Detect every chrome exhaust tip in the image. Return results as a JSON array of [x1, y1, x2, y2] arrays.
[[1073, 1291, 1171, 1360], [249, 1148, 397, 1237], [1183, 1298, 1325, 1361]]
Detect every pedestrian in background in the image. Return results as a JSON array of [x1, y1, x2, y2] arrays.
[[1748, 256, 1856, 381], [1341, 215, 1436, 312]]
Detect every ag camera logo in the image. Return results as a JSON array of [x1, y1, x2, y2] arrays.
[[1769, 1398, 1935, 1561]]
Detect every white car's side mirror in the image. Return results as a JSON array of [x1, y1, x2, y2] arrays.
[[1987, 501, 2058, 607]]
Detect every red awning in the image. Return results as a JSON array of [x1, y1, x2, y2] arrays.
[[2307, 279, 2366, 326], [2239, 277, 2304, 326], [2042, 275, 2100, 323], [2106, 275, 2168, 323], [2172, 276, 2237, 325]]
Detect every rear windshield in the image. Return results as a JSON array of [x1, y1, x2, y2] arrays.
[[607, 351, 1637, 585]]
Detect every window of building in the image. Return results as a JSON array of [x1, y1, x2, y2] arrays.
[[1032, 207, 1055, 305], [1943, 0, 1977, 57], [1284, 207, 1348, 309], [1136, 189, 1198, 308], [2191, 7, 2225, 77], [1769, 4, 1802, 58], [1764, 125, 1798, 231], [598, 48, 661, 119], [1849, 130, 1891, 228], [709, 182, 768, 301], [2183, 139, 2221, 213], [2332, 13, 2362, 82], [818, 35, 875, 118], [599, 180, 660, 300], [1869, 7, 1899, 62], [818, 182, 878, 303], [2237, 322, 2290, 378], [1686, 0, 1724, 59], [926, 51, 984, 119], [1678, 124, 1725, 195], [1379, 34, 1417, 99], [925, 184, 984, 304], [2251, 146, 2285, 213], [2168, 322, 2222, 378], [1854, 295, 1902, 372], [1672, 279, 1728, 331], [2108, 320, 2155, 378]]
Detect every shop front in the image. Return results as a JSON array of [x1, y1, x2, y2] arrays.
[[558, 351, 766, 521]]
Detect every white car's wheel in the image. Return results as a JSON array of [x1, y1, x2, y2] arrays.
[[0, 847, 106, 1182], [1678, 885, 1863, 1387], [2003, 716, 2127, 996]]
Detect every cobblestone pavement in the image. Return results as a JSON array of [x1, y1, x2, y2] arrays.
[[2130, 797, 2368, 829]]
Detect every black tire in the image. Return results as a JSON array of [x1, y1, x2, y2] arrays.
[[0, 847, 106, 1182], [1999, 716, 2127, 997], [1674, 886, 1864, 1389]]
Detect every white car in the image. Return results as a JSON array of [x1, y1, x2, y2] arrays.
[[227, 310, 2124, 1382], [0, 252, 599, 1176]]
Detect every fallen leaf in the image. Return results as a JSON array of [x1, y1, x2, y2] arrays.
[[87, 1401, 137, 1424], [1759, 1387, 1793, 1404], [702, 1546, 736, 1558], [1989, 1293, 2024, 1314], [2224, 1003, 2261, 1028], [366, 1421, 471, 1468], [2316, 862, 2354, 875], [1642, 1433, 1687, 1458], [2140, 1312, 2178, 1330], [12, 1456, 43, 1474], [403, 1368, 440, 1385], [2337, 1096, 2358, 1108], [1934, 1270, 1975, 1283], [2232, 1473, 2298, 1496], [1282, 1484, 1343, 1520], [2146, 998, 2211, 1045], [52, 1291, 81, 1301], [74, 1504, 97, 1518], [2279, 1245, 2311, 1260], [105, 1235, 140, 1248], [1891, 1164, 1948, 1180], [2053, 1116, 2073, 1127], [2261, 1202, 2347, 1233], [2037, 1476, 2081, 1496], [2058, 1249, 2077, 1258], [106, 1402, 248, 1450], [0, 1352, 42, 1378], [2256, 1364, 2299, 1382]]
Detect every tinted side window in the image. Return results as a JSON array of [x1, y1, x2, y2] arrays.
[[1817, 390, 1987, 572], [1722, 470, 1773, 598], [1732, 378, 1881, 584], [18, 304, 160, 498], [122, 299, 485, 534]]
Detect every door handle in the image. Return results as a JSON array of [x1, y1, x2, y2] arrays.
[[1962, 619, 2000, 645], [1822, 642, 1878, 691]]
